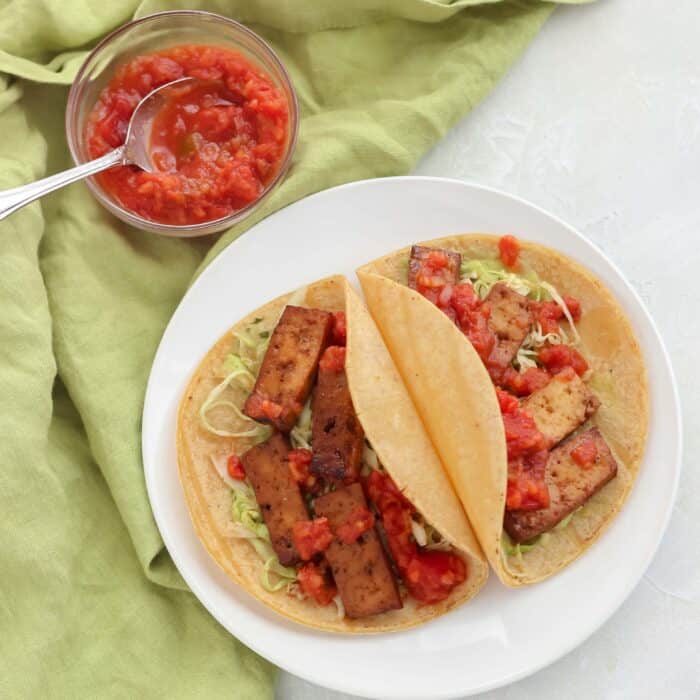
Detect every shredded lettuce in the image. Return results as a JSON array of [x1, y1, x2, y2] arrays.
[[199, 372, 271, 439], [539, 281, 581, 343], [230, 482, 297, 592], [199, 322, 272, 439], [410, 516, 451, 551], [502, 506, 582, 563], [501, 531, 541, 561], [513, 323, 564, 372], [332, 593, 345, 619], [411, 519, 428, 546], [461, 259, 543, 300], [362, 443, 379, 470], [554, 506, 582, 532], [290, 399, 312, 449]]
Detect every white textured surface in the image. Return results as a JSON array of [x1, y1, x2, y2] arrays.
[[277, 1, 699, 698]]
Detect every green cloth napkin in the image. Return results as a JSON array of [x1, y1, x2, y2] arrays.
[[0, 1, 590, 697]]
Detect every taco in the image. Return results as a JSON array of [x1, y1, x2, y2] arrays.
[[177, 275, 487, 632], [357, 235, 648, 585]]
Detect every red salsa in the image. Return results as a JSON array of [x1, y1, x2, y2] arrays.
[[86, 44, 289, 225], [498, 234, 520, 268], [226, 454, 245, 480], [571, 434, 599, 468], [365, 470, 467, 603], [292, 517, 334, 561], [297, 561, 337, 606], [497, 389, 550, 511]]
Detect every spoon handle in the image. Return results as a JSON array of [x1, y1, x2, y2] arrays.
[[0, 146, 125, 222]]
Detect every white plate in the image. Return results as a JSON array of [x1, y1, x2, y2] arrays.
[[142, 177, 681, 699]]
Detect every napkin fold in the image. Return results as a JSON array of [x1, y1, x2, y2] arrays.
[[0, 1, 591, 697]]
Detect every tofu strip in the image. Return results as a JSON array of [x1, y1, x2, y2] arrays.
[[314, 483, 402, 618], [485, 282, 532, 367], [241, 433, 308, 566], [244, 306, 332, 432], [504, 428, 618, 542], [311, 365, 364, 484], [521, 371, 600, 447]]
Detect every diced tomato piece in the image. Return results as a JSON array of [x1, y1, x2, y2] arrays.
[[497, 388, 547, 455], [416, 251, 450, 290], [496, 387, 519, 414], [336, 506, 375, 544], [530, 300, 564, 335], [288, 448, 317, 491], [562, 295, 582, 322], [319, 345, 346, 373], [292, 518, 334, 561], [506, 450, 550, 510], [227, 454, 245, 480], [502, 407, 548, 456], [538, 344, 588, 376], [450, 282, 480, 315], [498, 235, 520, 268], [497, 366, 551, 397], [260, 398, 283, 420], [404, 550, 467, 604], [450, 283, 495, 362], [497, 388, 550, 511], [297, 561, 337, 606], [414, 250, 459, 310], [364, 469, 413, 514], [571, 436, 599, 468], [331, 311, 347, 346]]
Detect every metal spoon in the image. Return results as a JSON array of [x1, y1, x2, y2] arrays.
[[0, 77, 194, 222]]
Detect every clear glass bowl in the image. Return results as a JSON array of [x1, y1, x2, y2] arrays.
[[66, 11, 299, 237]]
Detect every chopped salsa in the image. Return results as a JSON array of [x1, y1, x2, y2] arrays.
[[86, 44, 289, 225]]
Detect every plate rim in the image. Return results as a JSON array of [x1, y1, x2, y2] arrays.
[[142, 175, 682, 699]]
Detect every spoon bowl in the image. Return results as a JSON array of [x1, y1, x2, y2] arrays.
[[124, 77, 195, 172]]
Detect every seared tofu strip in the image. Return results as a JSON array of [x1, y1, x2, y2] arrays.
[[314, 483, 402, 618], [521, 371, 600, 447], [241, 433, 308, 566], [504, 428, 618, 542], [408, 245, 461, 290], [244, 306, 333, 432], [485, 282, 532, 367], [311, 365, 364, 484]]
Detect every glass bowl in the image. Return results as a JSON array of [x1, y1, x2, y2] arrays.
[[66, 10, 299, 237]]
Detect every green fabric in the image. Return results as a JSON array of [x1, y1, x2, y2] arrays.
[[0, 1, 591, 697]]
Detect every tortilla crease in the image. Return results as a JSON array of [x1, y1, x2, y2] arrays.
[[177, 274, 488, 632], [357, 235, 648, 586]]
